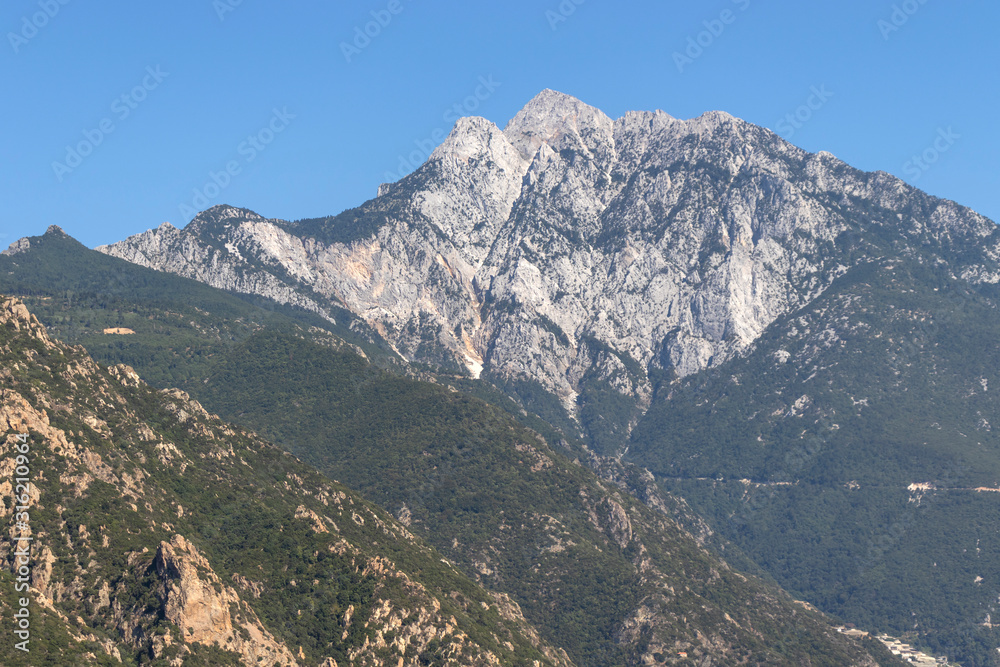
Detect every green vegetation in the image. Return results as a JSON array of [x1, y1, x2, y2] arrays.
[[629, 257, 1000, 666], [1, 300, 560, 666], [283, 207, 392, 246], [0, 574, 116, 666], [277, 164, 445, 246], [198, 327, 643, 662], [187, 325, 897, 666]]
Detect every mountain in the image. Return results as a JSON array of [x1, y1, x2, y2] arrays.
[[24, 86, 1000, 661], [0, 235, 903, 665], [96, 89, 998, 454], [0, 294, 572, 666]]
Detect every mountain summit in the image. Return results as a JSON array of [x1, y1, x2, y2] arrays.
[[97, 90, 998, 447], [503, 89, 616, 162]]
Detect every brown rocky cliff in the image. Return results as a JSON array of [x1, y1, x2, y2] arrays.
[[154, 534, 299, 666]]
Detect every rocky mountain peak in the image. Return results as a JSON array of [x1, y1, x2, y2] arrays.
[[614, 108, 675, 133], [1, 236, 30, 256], [185, 204, 267, 235], [96, 90, 1000, 451], [197, 203, 258, 219], [430, 115, 524, 167], [154, 534, 299, 665], [504, 88, 615, 163], [4, 226, 68, 255]]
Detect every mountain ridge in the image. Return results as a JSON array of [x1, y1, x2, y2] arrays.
[[95, 90, 998, 447]]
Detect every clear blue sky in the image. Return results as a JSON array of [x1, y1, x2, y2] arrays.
[[3, 1, 998, 249]]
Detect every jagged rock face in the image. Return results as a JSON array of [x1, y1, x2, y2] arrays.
[[624, 255, 1000, 661], [153, 534, 298, 666], [0, 261, 906, 662], [96, 89, 998, 427]]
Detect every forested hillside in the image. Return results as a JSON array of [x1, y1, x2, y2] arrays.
[[0, 227, 902, 665]]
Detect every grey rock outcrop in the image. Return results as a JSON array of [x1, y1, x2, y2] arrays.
[[97, 89, 998, 442]]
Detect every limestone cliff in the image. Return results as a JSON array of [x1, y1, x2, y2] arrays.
[[96, 90, 998, 449]]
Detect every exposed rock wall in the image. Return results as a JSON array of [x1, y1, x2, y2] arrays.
[[97, 90, 998, 427]]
